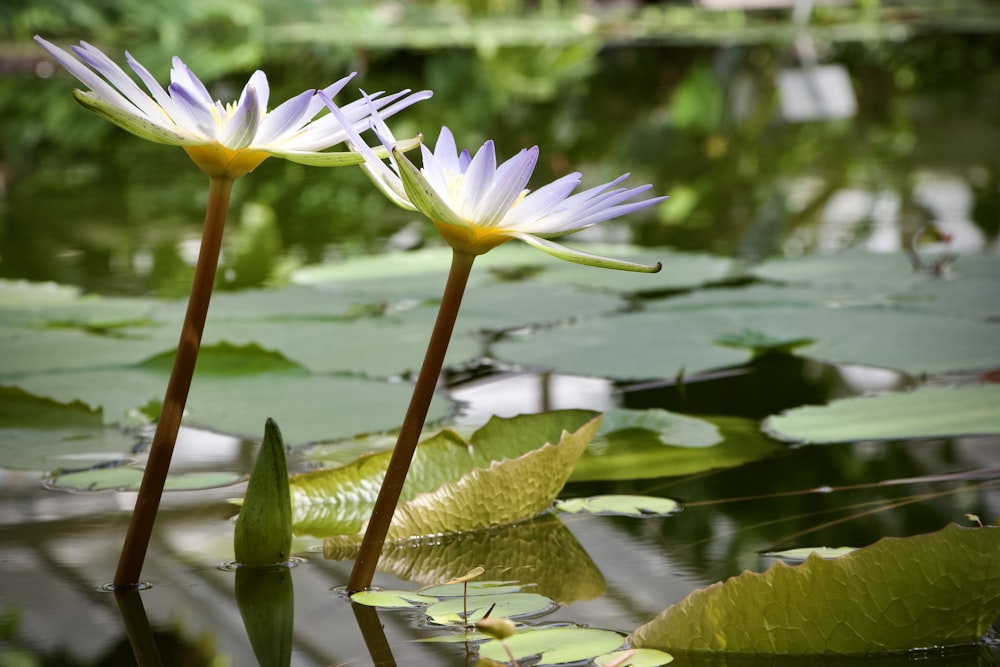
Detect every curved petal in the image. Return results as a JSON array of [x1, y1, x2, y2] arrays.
[[503, 173, 582, 229], [72, 90, 198, 145], [458, 140, 498, 218], [506, 232, 662, 273], [474, 147, 538, 227], [219, 86, 260, 150], [395, 148, 469, 230], [255, 89, 315, 147], [71, 41, 164, 121]]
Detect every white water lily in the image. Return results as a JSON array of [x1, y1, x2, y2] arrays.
[[35, 36, 431, 178], [320, 93, 665, 272]]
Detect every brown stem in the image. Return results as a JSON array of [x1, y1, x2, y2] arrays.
[[347, 250, 476, 592], [114, 175, 234, 589]]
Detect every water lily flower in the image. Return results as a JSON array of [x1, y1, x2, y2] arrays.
[[320, 92, 665, 273], [321, 95, 667, 593], [35, 36, 431, 179], [35, 35, 432, 589]]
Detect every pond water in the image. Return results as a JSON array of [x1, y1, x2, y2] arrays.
[[2, 8, 1000, 667]]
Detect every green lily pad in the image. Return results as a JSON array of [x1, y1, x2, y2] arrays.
[[598, 408, 722, 448], [492, 309, 749, 380], [571, 416, 783, 482], [629, 523, 1000, 655], [426, 592, 556, 625], [554, 495, 681, 517], [0, 387, 137, 471], [765, 385, 1000, 443], [477, 626, 626, 664], [293, 410, 600, 537], [350, 589, 438, 608], [0, 279, 80, 307], [420, 580, 523, 598], [14, 362, 452, 444], [320, 412, 602, 543], [48, 467, 242, 491]]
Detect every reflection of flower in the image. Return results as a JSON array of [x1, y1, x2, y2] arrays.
[[35, 37, 430, 178], [322, 93, 664, 272]]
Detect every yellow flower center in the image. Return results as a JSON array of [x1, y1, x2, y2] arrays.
[[184, 145, 271, 179], [432, 219, 514, 256]]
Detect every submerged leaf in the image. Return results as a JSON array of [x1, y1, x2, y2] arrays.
[[765, 385, 1000, 443], [630, 524, 1000, 655]]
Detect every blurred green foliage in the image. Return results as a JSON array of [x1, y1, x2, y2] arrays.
[[1, 1, 998, 293]]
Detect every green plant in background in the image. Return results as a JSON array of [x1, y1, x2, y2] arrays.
[[321, 94, 665, 591], [35, 36, 430, 589]]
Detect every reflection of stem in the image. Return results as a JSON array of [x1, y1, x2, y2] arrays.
[[351, 601, 397, 667], [114, 589, 164, 667], [348, 250, 477, 593], [115, 175, 235, 589]]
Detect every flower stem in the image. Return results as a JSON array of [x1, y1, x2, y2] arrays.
[[348, 250, 477, 592], [114, 175, 234, 589]]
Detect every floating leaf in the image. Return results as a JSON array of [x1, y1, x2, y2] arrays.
[[350, 590, 438, 608], [0, 387, 136, 471], [293, 410, 599, 537], [420, 580, 523, 598], [554, 495, 681, 517], [48, 467, 241, 492], [598, 408, 722, 448], [765, 385, 1000, 443], [14, 366, 451, 444], [714, 329, 814, 355], [426, 592, 556, 625], [477, 626, 626, 664], [571, 416, 782, 482], [140, 342, 306, 375], [630, 524, 1000, 655]]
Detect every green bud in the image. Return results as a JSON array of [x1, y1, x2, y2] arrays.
[[234, 418, 292, 566]]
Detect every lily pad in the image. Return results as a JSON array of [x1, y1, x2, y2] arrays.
[[293, 410, 600, 537], [598, 408, 722, 448], [0, 387, 137, 471], [571, 416, 783, 482], [477, 626, 626, 664], [765, 385, 1000, 443], [350, 589, 438, 608], [47, 467, 242, 491], [554, 495, 681, 517], [320, 412, 602, 544], [426, 592, 556, 625], [629, 523, 1000, 655]]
